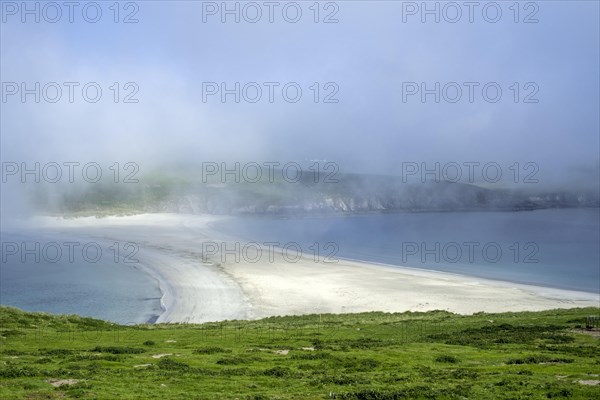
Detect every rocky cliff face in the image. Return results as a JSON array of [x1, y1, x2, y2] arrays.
[[31, 171, 600, 216], [141, 182, 600, 215]]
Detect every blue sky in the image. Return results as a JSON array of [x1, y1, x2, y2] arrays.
[[1, 1, 599, 188]]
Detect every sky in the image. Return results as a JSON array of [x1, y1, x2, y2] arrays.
[[1, 0, 599, 190]]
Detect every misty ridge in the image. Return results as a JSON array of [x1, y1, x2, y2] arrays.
[[16, 164, 600, 217]]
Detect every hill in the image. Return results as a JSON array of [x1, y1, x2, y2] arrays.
[[25, 166, 600, 216]]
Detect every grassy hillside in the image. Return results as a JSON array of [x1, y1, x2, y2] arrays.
[[0, 306, 599, 399], [25, 164, 600, 217]]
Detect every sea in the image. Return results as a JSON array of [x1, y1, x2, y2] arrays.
[[0, 231, 163, 324], [212, 208, 600, 294], [1, 208, 598, 323]]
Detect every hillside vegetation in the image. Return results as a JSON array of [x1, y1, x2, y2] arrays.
[[1, 306, 599, 399], [26, 166, 600, 217]]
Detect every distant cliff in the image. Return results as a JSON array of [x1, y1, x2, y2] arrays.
[[30, 170, 600, 216], [142, 183, 600, 215]]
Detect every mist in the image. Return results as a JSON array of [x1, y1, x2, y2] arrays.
[[1, 1, 599, 217]]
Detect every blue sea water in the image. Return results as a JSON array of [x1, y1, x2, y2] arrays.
[[1, 209, 597, 323], [0, 232, 163, 324], [213, 208, 600, 293]]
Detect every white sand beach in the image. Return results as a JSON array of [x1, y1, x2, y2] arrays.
[[26, 213, 600, 322]]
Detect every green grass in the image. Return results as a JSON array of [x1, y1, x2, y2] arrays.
[[0, 306, 598, 399]]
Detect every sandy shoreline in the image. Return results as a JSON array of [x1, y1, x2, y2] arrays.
[[14, 213, 600, 322], [25, 214, 249, 324], [226, 255, 598, 319]]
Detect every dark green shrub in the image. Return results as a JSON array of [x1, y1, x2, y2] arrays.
[[90, 346, 145, 354], [0, 365, 41, 378], [263, 366, 291, 377], [193, 347, 231, 355], [435, 354, 459, 363], [507, 355, 573, 365]]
